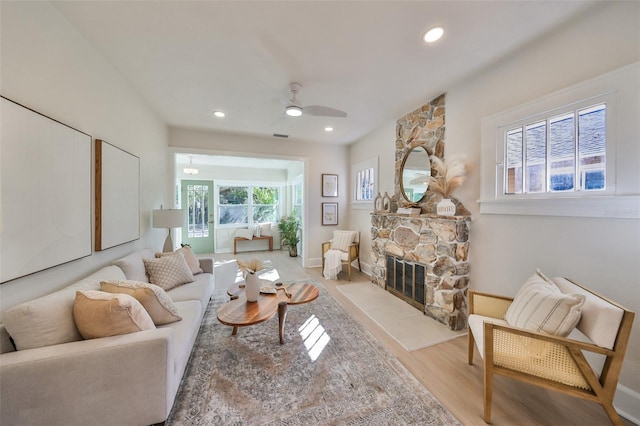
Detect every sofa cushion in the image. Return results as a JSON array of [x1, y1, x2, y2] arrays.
[[505, 273, 585, 337], [73, 290, 156, 339], [113, 248, 156, 282], [143, 252, 194, 291], [100, 280, 182, 325], [167, 273, 214, 306], [1, 266, 126, 350], [156, 246, 203, 275]]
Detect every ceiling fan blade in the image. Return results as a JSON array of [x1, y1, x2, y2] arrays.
[[303, 105, 347, 118]]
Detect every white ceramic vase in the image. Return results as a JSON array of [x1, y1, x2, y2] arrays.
[[437, 198, 456, 216], [245, 271, 260, 302]]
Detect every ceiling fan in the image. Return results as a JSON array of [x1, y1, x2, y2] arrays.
[[284, 82, 347, 118]]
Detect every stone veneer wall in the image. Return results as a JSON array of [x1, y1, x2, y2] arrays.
[[371, 213, 470, 331]]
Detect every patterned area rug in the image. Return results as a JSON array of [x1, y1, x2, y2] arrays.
[[167, 281, 460, 425]]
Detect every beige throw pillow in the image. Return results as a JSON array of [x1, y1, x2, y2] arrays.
[[505, 273, 585, 337], [73, 290, 155, 340], [100, 280, 182, 325], [331, 231, 357, 252], [143, 252, 194, 291], [156, 246, 203, 275]]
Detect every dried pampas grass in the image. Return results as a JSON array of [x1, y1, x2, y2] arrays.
[[429, 154, 468, 198], [237, 258, 264, 273]]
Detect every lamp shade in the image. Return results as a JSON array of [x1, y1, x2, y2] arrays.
[[152, 209, 184, 229]]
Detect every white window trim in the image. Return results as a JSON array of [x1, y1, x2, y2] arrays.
[[351, 156, 378, 210], [480, 62, 640, 219]]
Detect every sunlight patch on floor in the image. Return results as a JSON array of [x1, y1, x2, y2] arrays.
[[299, 315, 330, 361]]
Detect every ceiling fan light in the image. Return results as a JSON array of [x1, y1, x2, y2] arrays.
[[286, 105, 303, 117]]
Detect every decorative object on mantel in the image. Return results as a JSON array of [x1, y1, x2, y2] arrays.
[[373, 192, 383, 212], [397, 207, 422, 215], [436, 198, 456, 216], [429, 154, 468, 216], [382, 192, 392, 212]]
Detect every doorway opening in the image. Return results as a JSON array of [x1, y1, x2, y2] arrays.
[[173, 153, 305, 259]]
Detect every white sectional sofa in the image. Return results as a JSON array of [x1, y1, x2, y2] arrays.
[[0, 247, 225, 426]]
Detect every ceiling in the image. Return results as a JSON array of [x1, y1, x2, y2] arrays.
[[54, 1, 598, 146]]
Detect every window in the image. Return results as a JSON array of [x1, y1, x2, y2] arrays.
[[355, 167, 375, 201], [352, 157, 378, 208], [504, 104, 606, 195], [218, 185, 280, 225], [480, 62, 640, 219]]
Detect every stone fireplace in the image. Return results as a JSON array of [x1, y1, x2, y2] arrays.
[[371, 213, 470, 330], [370, 93, 471, 331]]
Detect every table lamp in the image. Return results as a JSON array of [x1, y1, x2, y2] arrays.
[[152, 209, 184, 252]]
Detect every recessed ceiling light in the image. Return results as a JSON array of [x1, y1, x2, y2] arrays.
[[423, 27, 444, 43], [213, 111, 225, 118], [325, 127, 334, 132]]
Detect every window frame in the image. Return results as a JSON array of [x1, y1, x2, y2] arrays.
[[216, 182, 282, 227], [497, 98, 612, 199], [352, 156, 378, 209], [480, 62, 639, 219]]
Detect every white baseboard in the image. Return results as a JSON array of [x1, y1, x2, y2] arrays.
[[615, 384, 640, 425]]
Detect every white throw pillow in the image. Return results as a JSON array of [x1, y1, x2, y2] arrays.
[[260, 223, 272, 236], [331, 231, 357, 252], [250, 224, 261, 237], [505, 273, 585, 337], [100, 280, 182, 325], [113, 248, 156, 282], [73, 290, 155, 340], [143, 252, 195, 291], [234, 229, 254, 240]]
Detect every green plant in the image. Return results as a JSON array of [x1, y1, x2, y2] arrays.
[[277, 213, 301, 247]]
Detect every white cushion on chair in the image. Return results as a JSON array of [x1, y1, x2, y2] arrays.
[[331, 231, 357, 252], [468, 314, 508, 359]]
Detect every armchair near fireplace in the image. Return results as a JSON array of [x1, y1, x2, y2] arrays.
[[321, 231, 361, 281]]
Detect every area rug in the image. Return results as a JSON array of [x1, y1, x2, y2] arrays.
[[167, 281, 460, 425], [337, 283, 466, 352]]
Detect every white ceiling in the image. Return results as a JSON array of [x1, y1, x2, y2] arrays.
[[54, 1, 598, 146]]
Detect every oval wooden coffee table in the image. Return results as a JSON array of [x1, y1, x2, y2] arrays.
[[217, 282, 319, 344]]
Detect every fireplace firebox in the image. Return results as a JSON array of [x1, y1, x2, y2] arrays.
[[386, 255, 426, 310]]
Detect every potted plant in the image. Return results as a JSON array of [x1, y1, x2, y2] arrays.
[[278, 213, 301, 257]]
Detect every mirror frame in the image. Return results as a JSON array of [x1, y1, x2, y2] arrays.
[[399, 145, 430, 204]]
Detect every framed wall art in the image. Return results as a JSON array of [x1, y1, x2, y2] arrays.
[[95, 139, 140, 251], [322, 173, 338, 197], [322, 202, 338, 226], [0, 96, 92, 283]]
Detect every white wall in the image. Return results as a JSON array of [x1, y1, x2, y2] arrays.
[[169, 127, 349, 267], [348, 1, 640, 420], [0, 2, 168, 311]]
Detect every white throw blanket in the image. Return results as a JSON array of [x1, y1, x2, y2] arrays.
[[323, 249, 343, 280]]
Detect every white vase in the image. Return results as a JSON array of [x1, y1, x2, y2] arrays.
[[437, 198, 456, 216], [373, 192, 383, 212], [245, 271, 260, 302], [382, 192, 392, 212]]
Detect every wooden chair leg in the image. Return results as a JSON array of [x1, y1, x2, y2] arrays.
[[348, 262, 352, 281], [483, 363, 493, 423], [468, 331, 475, 365], [602, 401, 623, 426]]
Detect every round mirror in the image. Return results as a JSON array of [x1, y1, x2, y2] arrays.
[[400, 146, 431, 203]]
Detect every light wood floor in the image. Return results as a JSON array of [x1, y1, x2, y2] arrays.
[[216, 251, 632, 426]]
